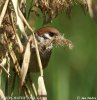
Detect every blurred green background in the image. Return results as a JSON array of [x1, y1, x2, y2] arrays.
[[29, 5, 97, 100]]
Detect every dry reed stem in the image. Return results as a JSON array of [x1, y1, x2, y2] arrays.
[[0, 0, 9, 26]]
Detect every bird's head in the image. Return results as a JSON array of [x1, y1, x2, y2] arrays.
[[35, 26, 73, 49]]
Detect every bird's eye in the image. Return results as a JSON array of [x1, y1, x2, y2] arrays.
[[48, 32, 54, 37]]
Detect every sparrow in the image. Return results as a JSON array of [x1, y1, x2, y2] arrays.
[[27, 26, 73, 72]]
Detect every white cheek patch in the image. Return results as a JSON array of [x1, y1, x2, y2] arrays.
[[44, 33, 52, 39], [37, 33, 52, 43]]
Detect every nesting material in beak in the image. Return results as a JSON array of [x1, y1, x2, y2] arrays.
[[53, 34, 73, 49]]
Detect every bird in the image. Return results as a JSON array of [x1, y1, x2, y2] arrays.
[[27, 26, 73, 72], [29, 27, 59, 72]]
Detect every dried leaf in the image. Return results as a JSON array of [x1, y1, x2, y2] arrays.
[[38, 76, 47, 100], [20, 36, 31, 87], [18, 39, 31, 94]]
